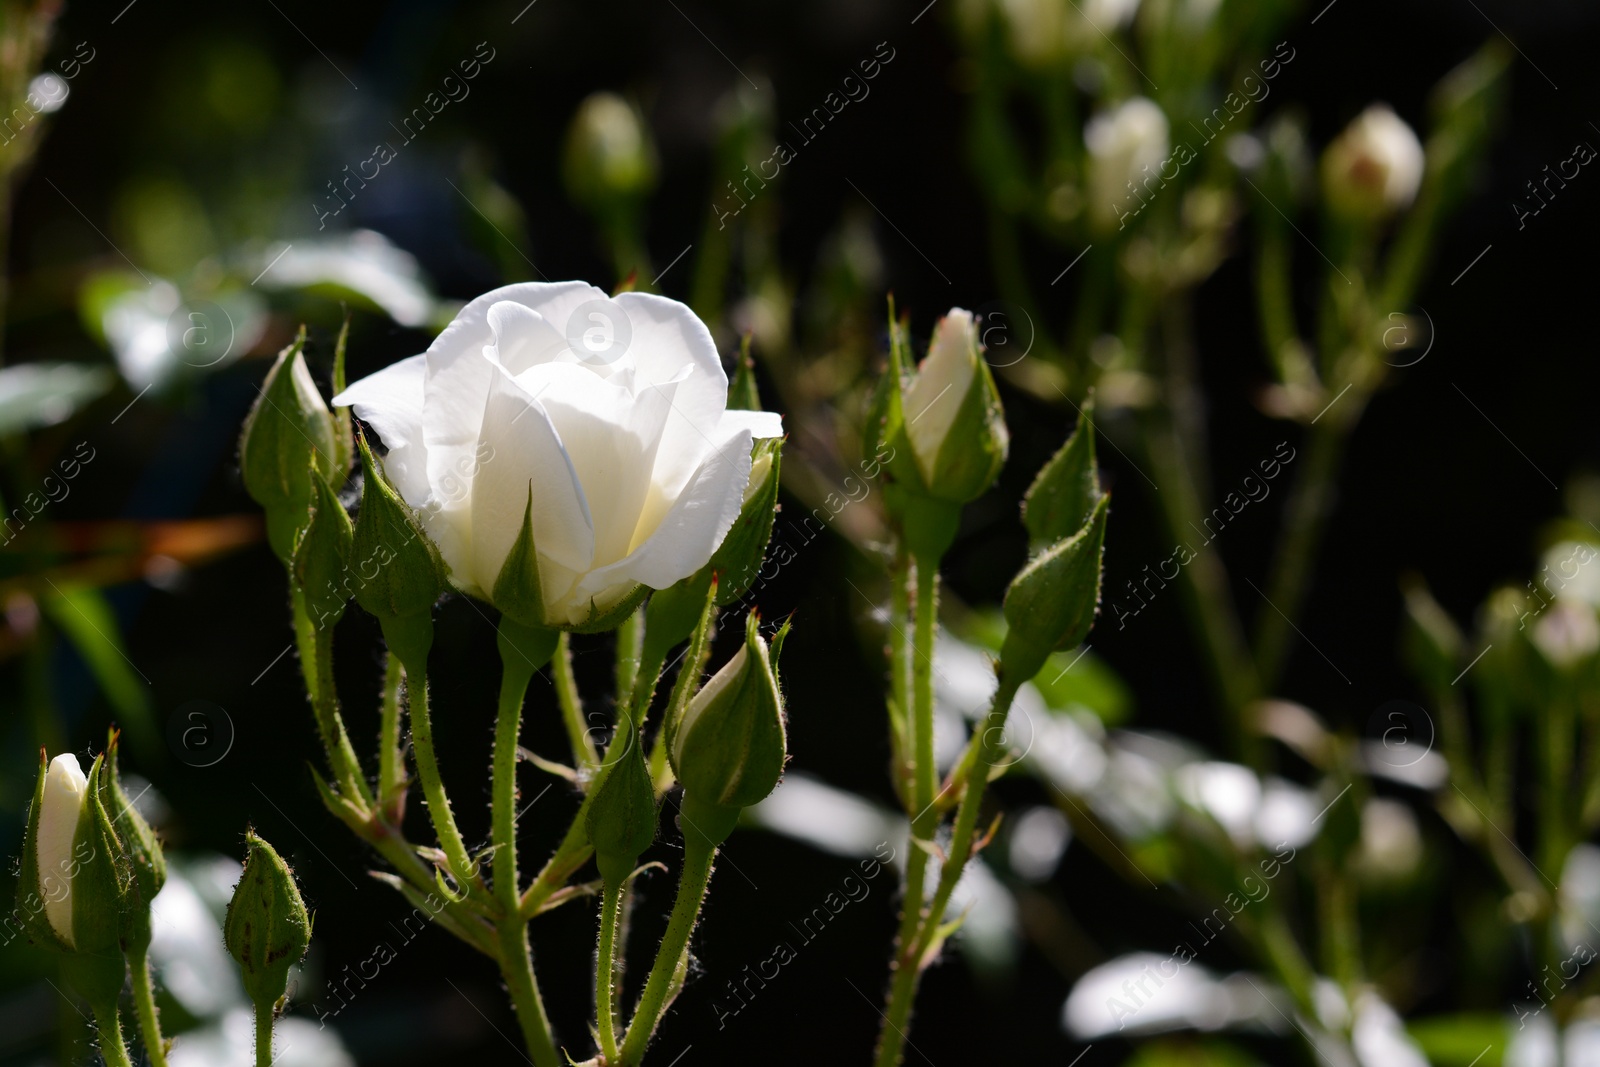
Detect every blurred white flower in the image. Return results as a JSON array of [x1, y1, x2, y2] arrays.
[[1356, 798, 1422, 883], [1009, 806, 1072, 882], [1534, 600, 1600, 668], [1321, 104, 1424, 219], [1085, 97, 1169, 231], [1063, 953, 1282, 1039], [1256, 777, 1320, 850], [747, 772, 905, 860], [1506, 1012, 1559, 1067], [1351, 991, 1429, 1067], [149, 863, 246, 1018], [1176, 761, 1261, 847]]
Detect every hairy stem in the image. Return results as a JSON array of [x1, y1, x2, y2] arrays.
[[128, 942, 169, 1067], [554, 633, 599, 775], [252, 1002, 271, 1067], [92, 1001, 133, 1067], [596, 880, 625, 1063], [398, 654, 477, 890], [378, 651, 406, 818], [498, 918, 560, 1067], [291, 589, 373, 806], [618, 822, 718, 1065]]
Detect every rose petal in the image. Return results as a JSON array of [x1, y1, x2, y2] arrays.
[[332, 353, 429, 505]]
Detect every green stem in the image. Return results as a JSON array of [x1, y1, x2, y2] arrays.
[[554, 633, 599, 774], [1254, 416, 1352, 689], [615, 606, 644, 700], [397, 653, 477, 890], [498, 918, 561, 1067], [493, 637, 538, 912], [618, 823, 718, 1065], [378, 651, 406, 818], [291, 590, 373, 807], [92, 1001, 133, 1067], [876, 677, 1021, 1067], [128, 942, 169, 1067], [253, 1000, 272, 1067], [910, 559, 938, 819], [596, 880, 625, 1063], [888, 548, 915, 806]]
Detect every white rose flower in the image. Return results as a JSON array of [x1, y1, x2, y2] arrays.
[[1321, 104, 1425, 219], [334, 282, 783, 628], [1084, 97, 1170, 232]]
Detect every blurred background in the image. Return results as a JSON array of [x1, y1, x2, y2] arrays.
[[2, 0, 1600, 1064]]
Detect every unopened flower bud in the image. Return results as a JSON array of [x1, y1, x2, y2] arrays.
[[670, 613, 788, 842], [294, 468, 355, 631], [239, 331, 338, 563], [21, 753, 134, 1003], [1021, 396, 1100, 549], [352, 432, 445, 661], [1000, 494, 1108, 683], [224, 831, 312, 1012], [1085, 97, 1170, 233], [563, 93, 658, 210], [585, 716, 659, 885], [1321, 104, 1424, 220], [900, 308, 1008, 507]]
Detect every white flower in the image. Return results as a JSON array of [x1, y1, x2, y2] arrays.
[[1321, 104, 1424, 218], [1085, 97, 1170, 231], [37, 753, 88, 947], [334, 282, 783, 627]]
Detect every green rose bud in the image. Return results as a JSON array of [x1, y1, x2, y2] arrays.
[[353, 431, 446, 662], [585, 715, 659, 885], [19, 753, 135, 1003], [1021, 395, 1100, 549], [1000, 493, 1108, 684], [224, 831, 312, 1013], [563, 92, 658, 211], [727, 334, 762, 412], [1320, 104, 1424, 221], [901, 309, 1008, 505], [670, 612, 788, 843], [294, 466, 355, 631], [239, 330, 338, 564]]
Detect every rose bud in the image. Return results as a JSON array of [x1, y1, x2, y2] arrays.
[[670, 612, 789, 845], [351, 431, 446, 662], [239, 330, 338, 564], [224, 831, 312, 1014], [563, 92, 659, 211], [1084, 97, 1170, 233], [1001, 494, 1109, 684], [1320, 104, 1424, 220], [585, 715, 659, 885]]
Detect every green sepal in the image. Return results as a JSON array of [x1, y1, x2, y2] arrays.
[[239, 327, 337, 564], [710, 437, 782, 606], [492, 483, 547, 629], [16, 749, 71, 953], [585, 713, 659, 885], [863, 298, 910, 471], [727, 333, 761, 411], [922, 353, 1008, 506], [671, 612, 789, 810], [101, 730, 165, 949], [66, 758, 132, 1001], [294, 465, 355, 632], [678, 790, 741, 851], [570, 582, 651, 635], [379, 611, 434, 674], [224, 831, 313, 1011], [331, 312, 353, 481], [1022, 394, 1100, 549], [1000, 494, 1109, 685], [352, 431, 445, 622]]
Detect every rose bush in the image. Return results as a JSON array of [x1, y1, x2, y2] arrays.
[[334, 282, 783, 627]]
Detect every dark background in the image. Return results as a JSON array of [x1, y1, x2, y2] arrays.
[[4, 0, 1598, 1063]]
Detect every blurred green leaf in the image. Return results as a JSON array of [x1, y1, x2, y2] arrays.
[[39, 584, 157, 761], [1407, 1013, 1506, 1066]]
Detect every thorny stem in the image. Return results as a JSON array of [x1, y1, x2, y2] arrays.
[[292, 589, 374, 806], [92, 1001, 132, 1067]]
